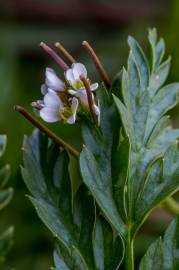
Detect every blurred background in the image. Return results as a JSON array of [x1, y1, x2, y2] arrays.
[[0, 0, 179, 269]]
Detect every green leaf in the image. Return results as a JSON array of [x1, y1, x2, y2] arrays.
[[139, 238, 163, 270], [112, 135, 130, 222], [110, 71, 122, 98], [139, 216, 179, 270], [0, 188, 13, 211], [53, 242, 71, 270], [53, 215, 124, 270], [80, 146, 125, 236], [163, 216, 179, 270], [0, 164, 10, 188], [22, 131, 91, 269], [136, 143, 179, 222], [127, 36, 149, 91], [148, 28, 165, 71], [93, 216, 124, 270], [80, 86, 126, 238], [0, 226, 14, 266], [149, 57, 171, 95], [21, 132, 48, 199], [113, 28, 179, 237], [22, 130, 123, 270]]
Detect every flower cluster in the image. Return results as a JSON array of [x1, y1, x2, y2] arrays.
[[33, 62, 100, 124]]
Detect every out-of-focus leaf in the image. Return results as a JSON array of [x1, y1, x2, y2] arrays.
[[0, 187, 13, 211], [0, 134, 13, 266], [0, 135, 7, 158], [0, 164, 10, 188], [0, 227, 14, 266]]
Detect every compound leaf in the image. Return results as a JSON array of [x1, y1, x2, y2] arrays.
[[22, 130, 123, 270], [113, 28, 179, 237]]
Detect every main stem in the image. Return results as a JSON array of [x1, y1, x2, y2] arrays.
[[126, 226, 134, 270], [126, 180, 135, 270]]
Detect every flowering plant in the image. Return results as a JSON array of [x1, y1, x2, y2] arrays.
[[16, 28, 179, 270], [32, 42, 100, 125]]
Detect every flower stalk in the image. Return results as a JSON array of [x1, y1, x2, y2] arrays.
[[40, 42, 69, 71], [54, 43, 100, 124], [80, 76, 97, 124], [82, 40, 110, 89], [14, 105, 79, 158], [55, 42, 76, 64]]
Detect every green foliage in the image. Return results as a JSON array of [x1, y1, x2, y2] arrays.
[[112, 28, 179, 236], [22, 130, 124, 270], [80, 86, 127, 237], [21, 28, 179, 269], [0, 135, 13, 266], [79, 28, 179, 269]]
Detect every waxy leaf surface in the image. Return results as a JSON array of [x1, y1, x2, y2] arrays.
[[22, 130, 123, 270]]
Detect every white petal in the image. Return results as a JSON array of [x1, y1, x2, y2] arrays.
[[93, 104, 100, 124], [90, 82, 99, 91], [67, 114, 76, 124], [68, 89, 77, 96], [77, 90, 88, 107], [77, 89, 94, 107], [76, 87, 85, 93], [71, 97, 79, 113], [67, 98, 78, 124], [45, 68, 65, 91], [44, 90, 64, 111], [72, 63, 87, 80], [40, 107, 60, 123], [41, 84, 48, 95], [65, 68, 76, 83]]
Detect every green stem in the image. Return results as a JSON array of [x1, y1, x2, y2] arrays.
[[160, 197, 179, 215], [125, 226, 134, 270]]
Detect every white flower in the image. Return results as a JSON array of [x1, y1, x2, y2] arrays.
[[65, 63, 99, 117], [65, 63, 87, 84], [33, 62, 100, 125], [68, 89, 91, 107], [41, 68, 65, 95], [65, 63, 98, 93], [39, 89, 78, 124]]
